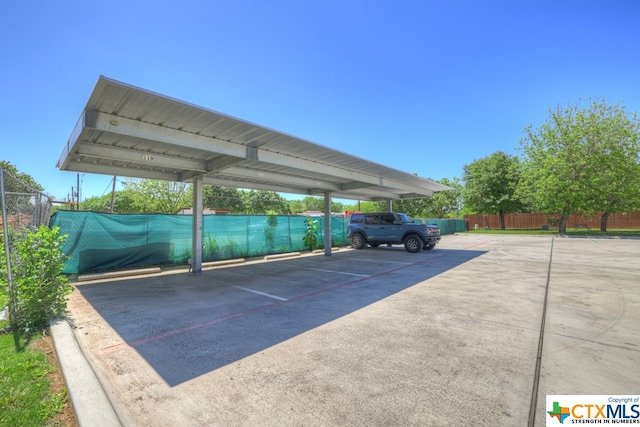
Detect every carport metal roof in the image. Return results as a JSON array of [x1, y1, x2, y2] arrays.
[[57, 76, 451, 200]]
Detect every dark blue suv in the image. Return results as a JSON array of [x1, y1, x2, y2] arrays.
[[347, 212, 440, 253]]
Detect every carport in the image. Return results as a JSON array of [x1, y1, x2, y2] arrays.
[[57, 76, 451, 273]]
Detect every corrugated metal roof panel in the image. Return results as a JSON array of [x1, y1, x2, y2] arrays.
[[57, 76, 452, 200]]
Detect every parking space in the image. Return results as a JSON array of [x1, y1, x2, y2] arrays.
[[66, 235, 640, 426]]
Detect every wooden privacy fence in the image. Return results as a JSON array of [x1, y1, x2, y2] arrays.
[[463, 212, 640, 230]]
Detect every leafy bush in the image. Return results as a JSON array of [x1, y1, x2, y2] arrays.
[[263, 215, 278, 251], [2, 226, 72, 333], [202, 236, 244, 261], [303, 216, 319, 251]]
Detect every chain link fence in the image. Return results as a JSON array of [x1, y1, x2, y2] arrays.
[[1, 166, 53, 327]]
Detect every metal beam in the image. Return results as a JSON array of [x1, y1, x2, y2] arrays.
[[86, 111, 248, 157], [215, 167, 342, 191], [57, 112, 86, 169], [340, 181, 376, 191], [206, 156, 246, 172], [84, 111, 434, 196], [200, 177, 314, 195], [75, 144, 208, 172], [253, 148, 431, 195], [63, 160, 179, 181]]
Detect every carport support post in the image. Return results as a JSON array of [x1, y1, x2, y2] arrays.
[[386, 199, 392, 247], [191, 176, 203, 274], [324, 191, 332, 256]]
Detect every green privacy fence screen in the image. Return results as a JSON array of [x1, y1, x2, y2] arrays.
[[423, 218, 467, 235], [50, 211, 348, 274], [49, 211, 464, 275]]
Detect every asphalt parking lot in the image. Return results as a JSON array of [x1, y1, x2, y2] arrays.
[[64, 234, 640, 426]]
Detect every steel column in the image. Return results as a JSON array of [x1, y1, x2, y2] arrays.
[[191, 177, 203, 274], [324, 191, 332, 256]]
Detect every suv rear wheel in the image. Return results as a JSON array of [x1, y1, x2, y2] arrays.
[[403, 235, 422, 253], [351, 233, 366, 249]]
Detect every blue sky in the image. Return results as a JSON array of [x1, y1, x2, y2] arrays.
[[1, 1, 638, 201]]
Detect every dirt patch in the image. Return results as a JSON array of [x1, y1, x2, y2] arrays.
[[31, 333, 78, 427]]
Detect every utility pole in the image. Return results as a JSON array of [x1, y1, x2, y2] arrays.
[[77, 173, 80, 210], [109, 175, 117, 213]]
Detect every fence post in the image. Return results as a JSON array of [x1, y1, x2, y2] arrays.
[[0, 167, 17, 328]]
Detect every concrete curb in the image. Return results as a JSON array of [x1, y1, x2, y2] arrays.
[[312, 247, 341, 254], [263, 251, 301, 260], [202, 258, 246, 270], [50, 319, 123, 427], [77, 267, 162, 282]]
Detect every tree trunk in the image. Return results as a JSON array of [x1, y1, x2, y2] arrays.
[[559, 215, 568, 234], [499, 209, 506, 230], [600, 212, 610, 232]]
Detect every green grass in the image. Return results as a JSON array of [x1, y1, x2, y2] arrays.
[[0, 292, 7, 310], [0, 325, 68, 426], [464, 228, 640, 237]]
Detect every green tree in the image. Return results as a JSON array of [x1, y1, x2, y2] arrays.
[[518, 99, 640, 233], [241, 190, 290, 214], [79, 189, 139, 213], [392, 197, 430, 217], [298, 196, 325, 212], [0, 161, 43, 192], [0, 161, 45, 215], [581, 104, 640, 231], [462, 152, 525, 229], [427, 177, 463, 218], [289, 196, 344, 214], [203, 185, 244, 212], [385, 177, 460, 218], [351, 200, 386, 213], [289, 199, 304, 214], [122, 178, 192, 214]]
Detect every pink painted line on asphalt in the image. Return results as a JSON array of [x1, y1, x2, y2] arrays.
[[100, 240, 492, 355], [463, 239, 493, 250]]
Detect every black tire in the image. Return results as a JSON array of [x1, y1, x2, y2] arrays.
[[424, 243, 436, 251], [351, 233, 366, 249], [404, 235, 422, 253]]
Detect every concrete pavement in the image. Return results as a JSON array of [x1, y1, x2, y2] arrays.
[[51, 234, 640, 426]]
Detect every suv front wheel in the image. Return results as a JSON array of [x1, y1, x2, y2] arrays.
[[350, 233, 366, 249], [404, 235, 422, 253]]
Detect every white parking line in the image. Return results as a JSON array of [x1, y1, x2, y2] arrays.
[[347, 257, 414, 265], [233, 286, 288, 301], [301, 267, 371, 277]]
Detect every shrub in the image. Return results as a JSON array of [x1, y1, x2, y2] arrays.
[[303, 216, 319, 251], [264, 215, 278, 251], [4, 226, 72, 333]]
